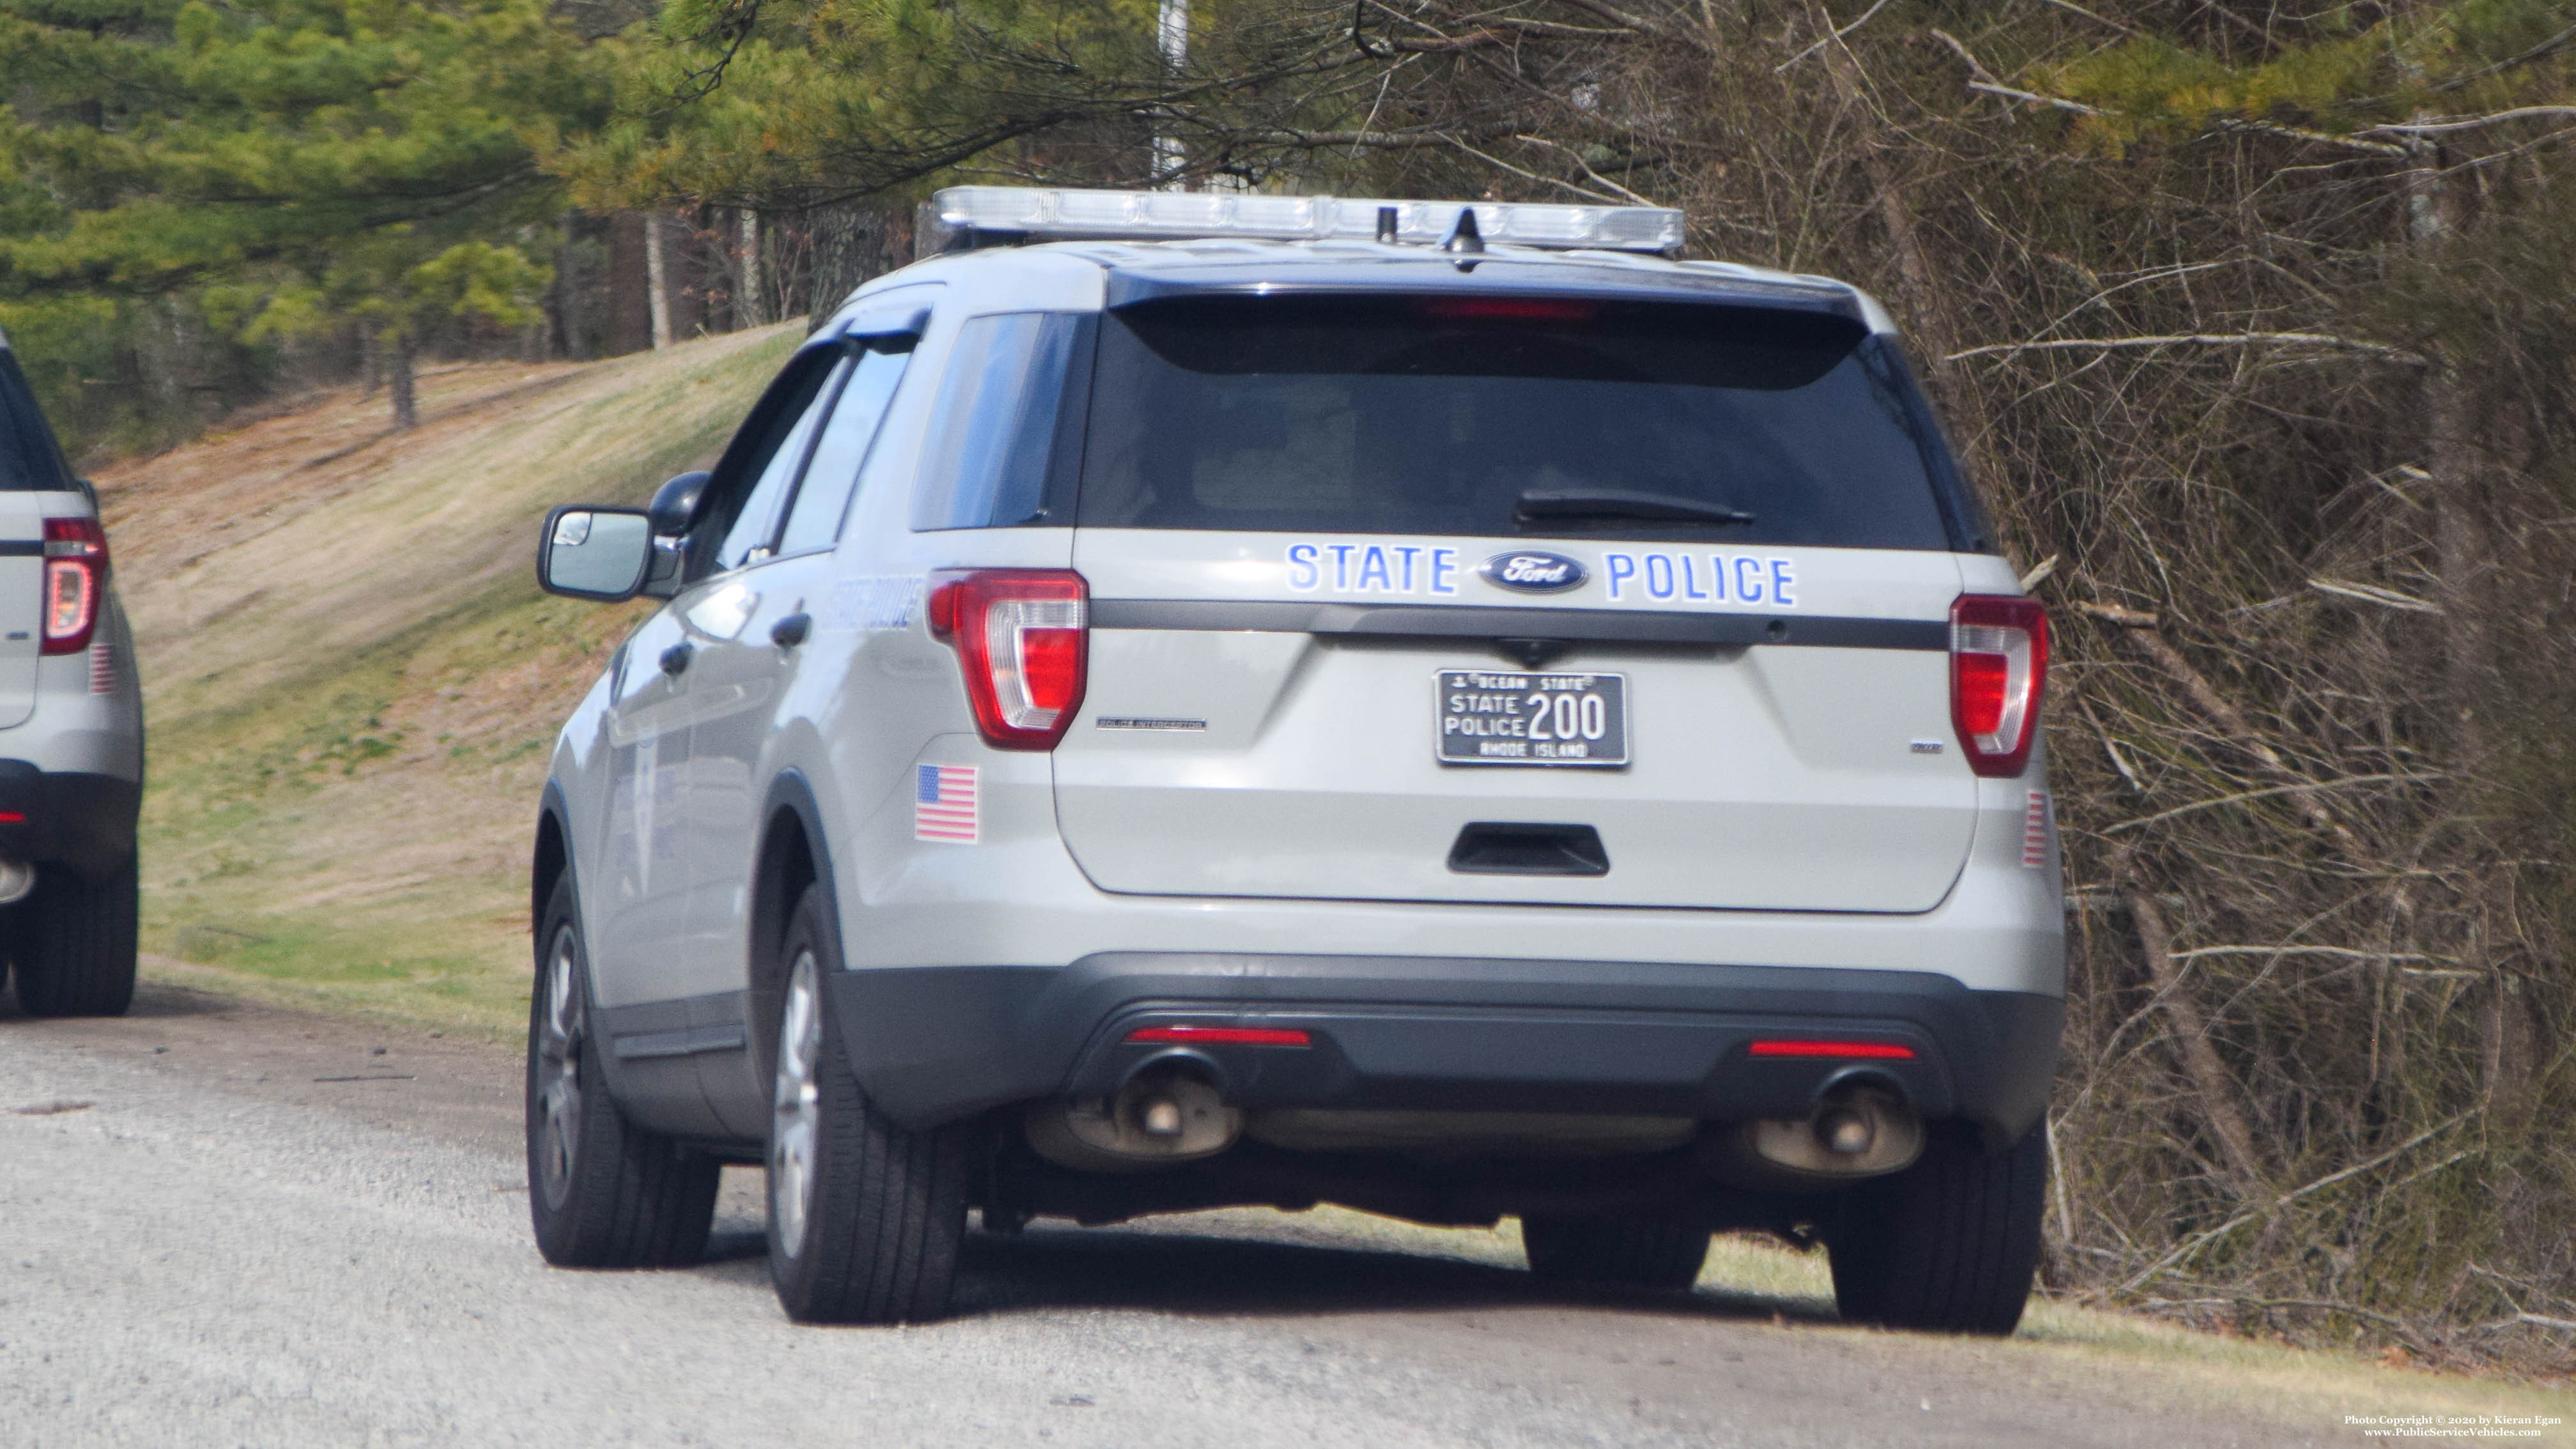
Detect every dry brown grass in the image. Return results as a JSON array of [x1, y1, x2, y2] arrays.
[[113, 323, 801, 1033]]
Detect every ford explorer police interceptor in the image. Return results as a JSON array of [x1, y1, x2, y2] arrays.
[[523, 188, 2063, 1331], [0, 328, 142, 1017]]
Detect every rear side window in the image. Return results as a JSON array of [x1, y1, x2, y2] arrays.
[[703, 350, 846, 574], [778, 341, 913, 556], [0, 351, 73, 492], [910, 313, 1092, 531], [1076, 296, 1979, 551]]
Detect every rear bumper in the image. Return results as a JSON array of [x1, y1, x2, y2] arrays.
[[0, 761, 139, 881], [829, 951, 2062, 1146]]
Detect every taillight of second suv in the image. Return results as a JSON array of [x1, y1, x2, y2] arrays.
[[41, 516, 106, 655]]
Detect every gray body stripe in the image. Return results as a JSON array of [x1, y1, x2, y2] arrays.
[[0, 540, 42, 556], [1088, 599, 1949, 652]]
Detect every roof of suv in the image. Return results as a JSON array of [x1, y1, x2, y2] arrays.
[[871, 240, 1900, 335]]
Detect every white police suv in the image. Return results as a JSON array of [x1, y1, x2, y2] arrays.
[[0, 329, 142, 1016], [525, 188, 2063, 1331]]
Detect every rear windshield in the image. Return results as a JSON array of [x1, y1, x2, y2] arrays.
[[1074, 295, 1982, 551], [0, 351, 73, 493]]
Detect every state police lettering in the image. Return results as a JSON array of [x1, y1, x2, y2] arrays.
[[1284, 540, 1799, 611], [1286, 542, 1461, 596], [1600, 551, 1797, 608]]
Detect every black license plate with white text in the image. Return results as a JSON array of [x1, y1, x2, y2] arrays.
[[1436, 670, 1629, 767]]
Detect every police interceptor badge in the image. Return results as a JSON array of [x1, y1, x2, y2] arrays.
[[1438, 670, 1629, 766], [1479, 551, 1588, 594]]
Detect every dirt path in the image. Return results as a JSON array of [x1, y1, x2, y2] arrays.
[[1, 977, 2556, 1448]]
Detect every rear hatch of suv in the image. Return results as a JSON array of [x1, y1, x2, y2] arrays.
[[1052, 277, 1989, 912], [0, 348, 75, 731]]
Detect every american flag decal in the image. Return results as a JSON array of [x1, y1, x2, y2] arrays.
[[2023, 790, 2052, 868], [914, 764, 979, 844]]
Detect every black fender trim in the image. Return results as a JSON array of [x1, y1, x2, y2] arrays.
[[530, 792, 729, 1140], [695, 768, 844, 1132]]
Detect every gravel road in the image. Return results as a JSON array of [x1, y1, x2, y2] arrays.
[[0, 977, 2367, 1448]]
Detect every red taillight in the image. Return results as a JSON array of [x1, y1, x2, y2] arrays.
[[1124, 1025, 1313, 1047], [40, 518, 107, 656], [1747, 1039, 1918, 1061], [1949, 594, 2046, 778], [926, 569, 1089, 750]]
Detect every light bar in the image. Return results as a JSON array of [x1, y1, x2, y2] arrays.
[[931, 186, 1685, 256]]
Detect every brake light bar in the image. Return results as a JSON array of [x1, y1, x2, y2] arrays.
[[926, 569, 1089, 750], [1415, 297, 1600, 324], [1949, 595, 2047, 778], [1124, 1025, 1313, 1047], [40, 518, 106, 656], [1747, 1039, 1918, 1061]]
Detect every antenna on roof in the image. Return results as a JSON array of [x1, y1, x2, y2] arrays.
[[1442, 208, 1485, 270]]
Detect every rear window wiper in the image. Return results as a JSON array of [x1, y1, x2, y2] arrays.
[[1513, 488, 1756, 528]]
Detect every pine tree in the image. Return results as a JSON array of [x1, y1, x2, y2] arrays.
[[0, 0, 609, 430]]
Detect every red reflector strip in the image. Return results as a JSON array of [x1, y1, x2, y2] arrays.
[[1748, 1039, 1917, 1061], [1124, 1025, 1313, 1048], [0, 811, 23, 824]]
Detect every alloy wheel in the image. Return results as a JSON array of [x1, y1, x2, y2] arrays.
[[770, 950, 824, 1260], [533, 924, 585, 1211]]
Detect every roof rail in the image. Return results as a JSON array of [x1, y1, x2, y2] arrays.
[[923, 187, 1685, 257]]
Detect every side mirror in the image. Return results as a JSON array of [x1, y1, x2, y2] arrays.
[[648, 470, 714, 539], [538, 506, 654, 601]]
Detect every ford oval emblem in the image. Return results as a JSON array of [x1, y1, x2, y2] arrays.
[[1480, 551, 1588, 594]]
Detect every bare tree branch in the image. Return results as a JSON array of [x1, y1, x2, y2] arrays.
[[1951, 332, 2426, 364], [2359, 107, 2576, 139]]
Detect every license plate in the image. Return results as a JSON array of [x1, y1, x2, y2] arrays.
[[1436, 670, 1629, 767]]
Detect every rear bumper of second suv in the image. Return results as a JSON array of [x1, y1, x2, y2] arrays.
[[0, 760, 139, 881], [829, 951, 2062, 1147]]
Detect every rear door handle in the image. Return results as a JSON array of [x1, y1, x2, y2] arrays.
[[659, 641, 694, 676], [770, 613, 811, 648]]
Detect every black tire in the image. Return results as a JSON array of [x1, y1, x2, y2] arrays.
[[1522, 1213, 1711, 1291], [525, 875, 720, 1268], [765, 884, 968, 1324], [12, 855, 139, 1018], [1827, 1122, 2046, 1336]]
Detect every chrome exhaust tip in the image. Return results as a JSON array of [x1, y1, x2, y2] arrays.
[[1025, 1063, 1243, 1172], [1747, 1085, 1924, 1178], [0, 859, 34, 907]]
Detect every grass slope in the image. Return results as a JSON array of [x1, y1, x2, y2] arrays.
[[100, 323, 801, 1036]]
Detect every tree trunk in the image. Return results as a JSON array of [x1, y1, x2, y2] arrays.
[[389, 334, 418, 431], [2409, 134, 2491, 764], [606, 212, 652, 357], [736, 209, 766, 328], [2122, 877, 2269, 1197], [1814, 18, 2002, 516], [806, 203, 903, 332], [646, 212, 673, 350]]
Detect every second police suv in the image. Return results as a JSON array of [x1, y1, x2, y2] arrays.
[[526, 187, 2062, 1331]]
